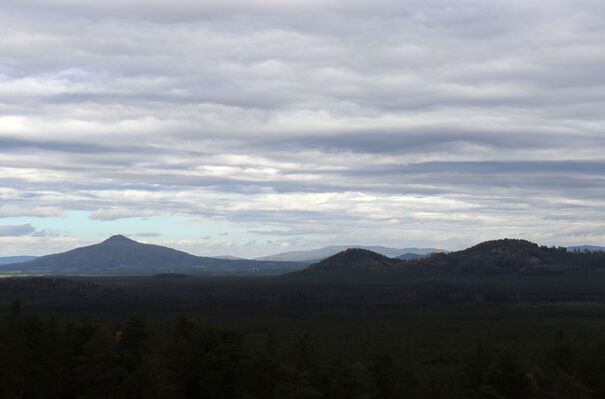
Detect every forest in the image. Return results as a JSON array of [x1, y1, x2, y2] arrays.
[[3, 298, 605, 399], [3, 269, 605, 398]]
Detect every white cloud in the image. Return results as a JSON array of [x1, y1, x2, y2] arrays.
[[0, 204, 65, 218], [89, 207, 159, 221]]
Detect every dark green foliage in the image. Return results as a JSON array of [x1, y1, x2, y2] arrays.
[[306, 248, 403, 271], [4, 261, 605, 398], [173, 315, 246, 398], [302, 239, 605, 277], [410, 239, 605, 275], [3, 301, 605, 398]]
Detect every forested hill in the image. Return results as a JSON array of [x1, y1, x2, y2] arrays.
[[305, 248, 404, 271], [302, 239, 605, 276], [413, 239, 605, 275], [0, 235, 304, 274]]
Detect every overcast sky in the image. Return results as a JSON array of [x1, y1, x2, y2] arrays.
[[1, 0, 605, 257]]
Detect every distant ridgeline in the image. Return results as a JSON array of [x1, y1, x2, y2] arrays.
[[2, 236, 604, 276], [256, 245, 443, 263], [0, 256, 37, 265], [303, 239, 605, 275], [0, 235, 305, 275]]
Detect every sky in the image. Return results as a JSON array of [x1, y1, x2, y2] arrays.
[[1, 0, 605, 258]]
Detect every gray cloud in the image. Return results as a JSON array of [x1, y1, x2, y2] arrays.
[[0, 224, 36, 237], [31, 229, 61, 238], [89, 208, 159, 221], [1, 0, 605, 255], [0, 205, 65, 218]]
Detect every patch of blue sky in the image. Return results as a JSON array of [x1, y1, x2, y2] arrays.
[[0, 211, 240, 243]]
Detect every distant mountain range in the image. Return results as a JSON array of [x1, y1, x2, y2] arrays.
[[303, 239, 605, 276], [0, 256, 37, 265], [567, 245, 605, 252], [213, 255, 247, 260], [0, 235, 304, 275], [395, 253, 431, 261], [2, 236, 604, 277], [257, 245, 445, 263]]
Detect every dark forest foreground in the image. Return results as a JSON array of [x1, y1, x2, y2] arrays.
[[2, 273, 605, 398]]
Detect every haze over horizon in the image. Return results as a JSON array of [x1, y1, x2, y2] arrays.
[[1, 0, 605, 257]]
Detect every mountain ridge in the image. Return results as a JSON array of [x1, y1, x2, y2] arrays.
[[567, 245, 605, 252], [1, 235, 304, 275], [0, 256, 38, 265], [301, 238, 605, 276], [257, 245, 446, 262]]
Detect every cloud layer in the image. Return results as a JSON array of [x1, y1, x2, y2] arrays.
[[0, 224, 35, 237], [1, 0, 605, 256]]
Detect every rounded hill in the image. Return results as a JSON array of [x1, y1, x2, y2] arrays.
[[305, 248, 403, 272], [413, 238, 580, 274]]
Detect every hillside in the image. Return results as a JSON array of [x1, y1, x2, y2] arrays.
[[411, 238, 605, 275], [305, 248, 403, 272], [1, 235, 305, 275], [258, 245, 445, 262], [299, 239, 605, 277]]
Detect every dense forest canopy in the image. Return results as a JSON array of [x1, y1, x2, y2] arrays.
[[3, 299, 605, 399]]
